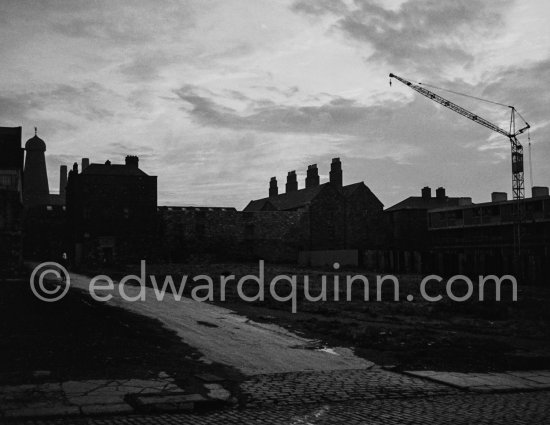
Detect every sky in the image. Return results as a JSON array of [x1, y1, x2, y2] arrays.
[[1, 0, 549, 208]]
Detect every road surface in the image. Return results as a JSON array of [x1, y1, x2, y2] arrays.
[[68, 271, 373, 375]]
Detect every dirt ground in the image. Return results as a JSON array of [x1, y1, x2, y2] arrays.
[[107, 261, 550, 373], [0, 276, 241, 389]]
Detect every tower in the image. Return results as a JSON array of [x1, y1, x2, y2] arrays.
[[23, 128, 50, 207]]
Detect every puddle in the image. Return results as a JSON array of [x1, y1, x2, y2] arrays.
[[316, 347, 339, 356], [289, 342, 340, 355], [196, 321, 219, 328]]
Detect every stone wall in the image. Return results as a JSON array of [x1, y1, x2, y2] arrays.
[[157, 208, 307, 263]]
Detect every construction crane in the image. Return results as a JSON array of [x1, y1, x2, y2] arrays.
[[389, 73, 530, 200]]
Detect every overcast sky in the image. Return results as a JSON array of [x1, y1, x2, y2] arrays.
[[1, 0, 549, 208]]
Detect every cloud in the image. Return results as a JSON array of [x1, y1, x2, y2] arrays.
[[0, 82, 115, 124], [175, 84, 394, 136], [292, 0, 512, 76]]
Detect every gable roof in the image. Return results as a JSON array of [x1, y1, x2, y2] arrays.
[[81, 163, 149, 177], [244, 183, 327, 212], [341, 182, 384, 209], [243, 181, 383, 212], [386, 196, 462, 212], [340, 182, 362, 197]]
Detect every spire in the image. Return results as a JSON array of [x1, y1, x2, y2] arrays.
[[34, 126, 37, 136]]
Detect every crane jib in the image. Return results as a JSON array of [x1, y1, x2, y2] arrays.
[[389, 72, 528, 200]]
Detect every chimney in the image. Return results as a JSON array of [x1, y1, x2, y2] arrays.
[[305, 164, 319, 188], [459, 197, 472, 206], [421, 186, 431, 199], [125, 155, 139, 167], [286, 171, 298, 193], [491, 192, 508, 202], [436, 187, 446, 199], [72, 162, 78, 173], [532, 186, 549, 198], [329, 158, 342, 187], [59, 165, 67, 197], [81, 158, 90, 170], [269, 177, 278, 197]]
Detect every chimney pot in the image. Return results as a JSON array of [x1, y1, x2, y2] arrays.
[[59, 165, 67, 197], [491, 192, 508, 202], [305, 164, 319, 188], [125, 155, 139, 167], [532, 186, 549, 198], [286, 171, 298, 193], [269, 177, 278, 197], [421, 186, 431, 199], [329, 157, 342, 187], [436, 187, 446, 199]]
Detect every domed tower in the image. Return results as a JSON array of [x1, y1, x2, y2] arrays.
[[23, 127, 50, 207]]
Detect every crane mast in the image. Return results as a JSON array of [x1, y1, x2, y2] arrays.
[[389, 73, 530, 200]]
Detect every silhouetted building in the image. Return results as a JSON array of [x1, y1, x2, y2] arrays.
[[244, 159, 383, 264], [66, 156, 157, 265], [23, 203, 67, 260], [20, 129, 71, 260], [428, 190, 550, 284], [23, 128, 50, 207], [0, 127, 24, 276], [157, 206, 306, 262], [366, 186, 470, 272]]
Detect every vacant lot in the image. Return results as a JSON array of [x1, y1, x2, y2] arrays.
[[106, 261, 550, 373], [0, 276, 239, 387]]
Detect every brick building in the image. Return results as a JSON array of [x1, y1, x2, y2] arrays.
[[428, 188, 550, 284], [244, 158, 383, 264], [157, 207, 306, 262], [66, 156, 157, 266], [366, 186, 471, 273], [0, 127, 24, 276]]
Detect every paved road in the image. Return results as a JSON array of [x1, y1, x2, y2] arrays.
[[11, 391, 550, 424], [68, 271, 373, 375]]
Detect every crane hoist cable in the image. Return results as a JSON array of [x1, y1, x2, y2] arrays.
[[389, 72, 530, 200]]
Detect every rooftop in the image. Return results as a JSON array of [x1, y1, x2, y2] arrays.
[[386, 196, 463, 212], [81, 163, 149, 177]]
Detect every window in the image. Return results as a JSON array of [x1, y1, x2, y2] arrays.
[[0, 174, 17, 189]]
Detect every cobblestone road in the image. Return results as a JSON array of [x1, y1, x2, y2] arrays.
[[10, 391, 550, 424], [240, 367, 459, 408]]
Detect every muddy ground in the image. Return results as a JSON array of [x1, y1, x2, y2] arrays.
[[108, 261, 550, 373]]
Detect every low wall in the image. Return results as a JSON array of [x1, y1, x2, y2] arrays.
[[298, 249, 358, 267]]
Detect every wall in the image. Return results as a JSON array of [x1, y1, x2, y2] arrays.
[[307, 184, 346, 250], [66, 172, 158, 265], [158, 208, 307, 263], [0, 190, 23, 277], [345, 185, 384, 249]]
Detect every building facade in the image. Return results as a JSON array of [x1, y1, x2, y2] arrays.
[[0, 127, 24, 277], [428, 188, 550, 284], [66, 156, 157, 266], [244, 158, 384, 264]]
